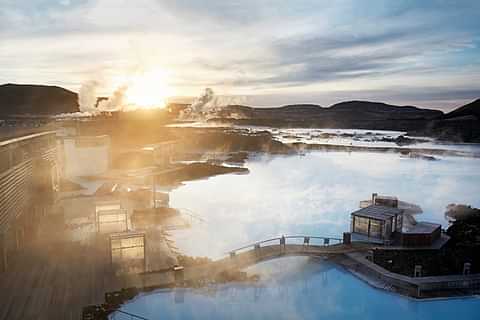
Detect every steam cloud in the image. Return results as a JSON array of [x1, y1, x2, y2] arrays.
[[78, 81, 128, 114], [78, 80, 99, 112], [61, 82, 244, 119], [180, 88, 246, 120], [97, 85, 128, 112]]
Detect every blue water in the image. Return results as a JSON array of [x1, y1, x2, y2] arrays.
[[169, 151, 480, 258], [113, 151, 480, 319], [112, 257, 480, 320]]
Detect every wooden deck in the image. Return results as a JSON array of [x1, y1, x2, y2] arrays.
[[0, 238, 122, 319], [0, 214, 179, 320]]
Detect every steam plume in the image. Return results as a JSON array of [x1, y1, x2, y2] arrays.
[[97, 85, 128, 112], [78, 80, 99, 112], [77, 81, 128, 115], [180, 88, 246, 120]]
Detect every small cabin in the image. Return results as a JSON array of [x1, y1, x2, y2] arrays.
[[351, 205, 403, 241], [351, 193, 444, 247]]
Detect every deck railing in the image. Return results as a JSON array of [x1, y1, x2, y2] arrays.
[[228, 235, 343, 256]]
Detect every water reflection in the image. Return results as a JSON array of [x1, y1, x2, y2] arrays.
[[112, 151, 480, 319], [170, 151, 480, 258], [113, 257, 480, 320]]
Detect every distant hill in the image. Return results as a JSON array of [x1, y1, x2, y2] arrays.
[[214, 101, 443, 131], [328, 101, 442, 120], [0, 83, 79, 116], [1, 83, 478, 142], [443, 99, 480, 121], [413, 99, 480, 142]]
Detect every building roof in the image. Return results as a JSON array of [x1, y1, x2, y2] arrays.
[[351, 205, 403, 221]]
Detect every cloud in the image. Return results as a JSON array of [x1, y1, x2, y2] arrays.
[[0, 0, 479, 108]]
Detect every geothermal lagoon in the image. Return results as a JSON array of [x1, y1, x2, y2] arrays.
[[113, 145, 480, 319]]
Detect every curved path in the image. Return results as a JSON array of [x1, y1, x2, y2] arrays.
[[183, 235, 373, 281]]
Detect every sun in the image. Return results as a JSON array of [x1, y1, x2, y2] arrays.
[[126, 68, 173, 109]]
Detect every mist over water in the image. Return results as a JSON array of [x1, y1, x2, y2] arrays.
[[169, 151, 480, 258], [113, 150, 480, 319]]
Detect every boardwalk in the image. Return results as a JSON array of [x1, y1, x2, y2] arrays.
[[0, 217, 178, 320], [104, 235, 371, 292], [183, 237, 372, 281], [0, 233, 373, 319]]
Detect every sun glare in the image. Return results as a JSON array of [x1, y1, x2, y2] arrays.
[[126, 68, 173, 109]]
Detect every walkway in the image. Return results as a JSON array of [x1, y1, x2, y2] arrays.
[[182, 235, 372, 281]]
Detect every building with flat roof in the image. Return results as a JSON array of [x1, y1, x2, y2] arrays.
[[351, 205, 403, 240], [351, 193, 443, 248]]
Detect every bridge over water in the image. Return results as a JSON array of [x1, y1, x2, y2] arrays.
[[105, 236, 373, 319], [182, 235, 373, 280]]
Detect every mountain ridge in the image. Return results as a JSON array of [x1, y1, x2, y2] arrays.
[[1, 83, 478, 142]]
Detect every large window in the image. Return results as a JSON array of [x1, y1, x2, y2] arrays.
[[384, 219, 392, 238], [369, 220, 383, 238], [354, 216, 369, 235]]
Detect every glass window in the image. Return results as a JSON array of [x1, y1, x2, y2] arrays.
[[370, 220, 383, 238], [354, 216, 369, 235]]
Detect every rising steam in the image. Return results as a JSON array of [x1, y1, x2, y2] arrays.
[[65, 82, 245, 119], [78, 80, 100, 112], [78, 81, 128, 114], [97, 85, 128, 112], [180, 88, 246, 120]]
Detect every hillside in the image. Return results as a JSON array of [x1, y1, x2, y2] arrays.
[[214, 101, 443, 131], [443, 99, 480, 120], [413, 99, 480, 142], [1, 83, 478, 142], [215, 100, 480, 142], [0, 83, 79, 116], [329, 101, 442, 120]]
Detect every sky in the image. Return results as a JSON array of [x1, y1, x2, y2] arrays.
[[1, 0, 479, 111]]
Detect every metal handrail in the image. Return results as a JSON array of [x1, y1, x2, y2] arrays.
[[228, 235, 343, 253]]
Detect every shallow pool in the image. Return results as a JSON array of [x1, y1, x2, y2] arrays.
[[112, 257, 480, 320], [113, 150, 480, 319]]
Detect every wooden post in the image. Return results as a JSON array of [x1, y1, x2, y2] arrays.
[[343, 232, 351, 245]]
